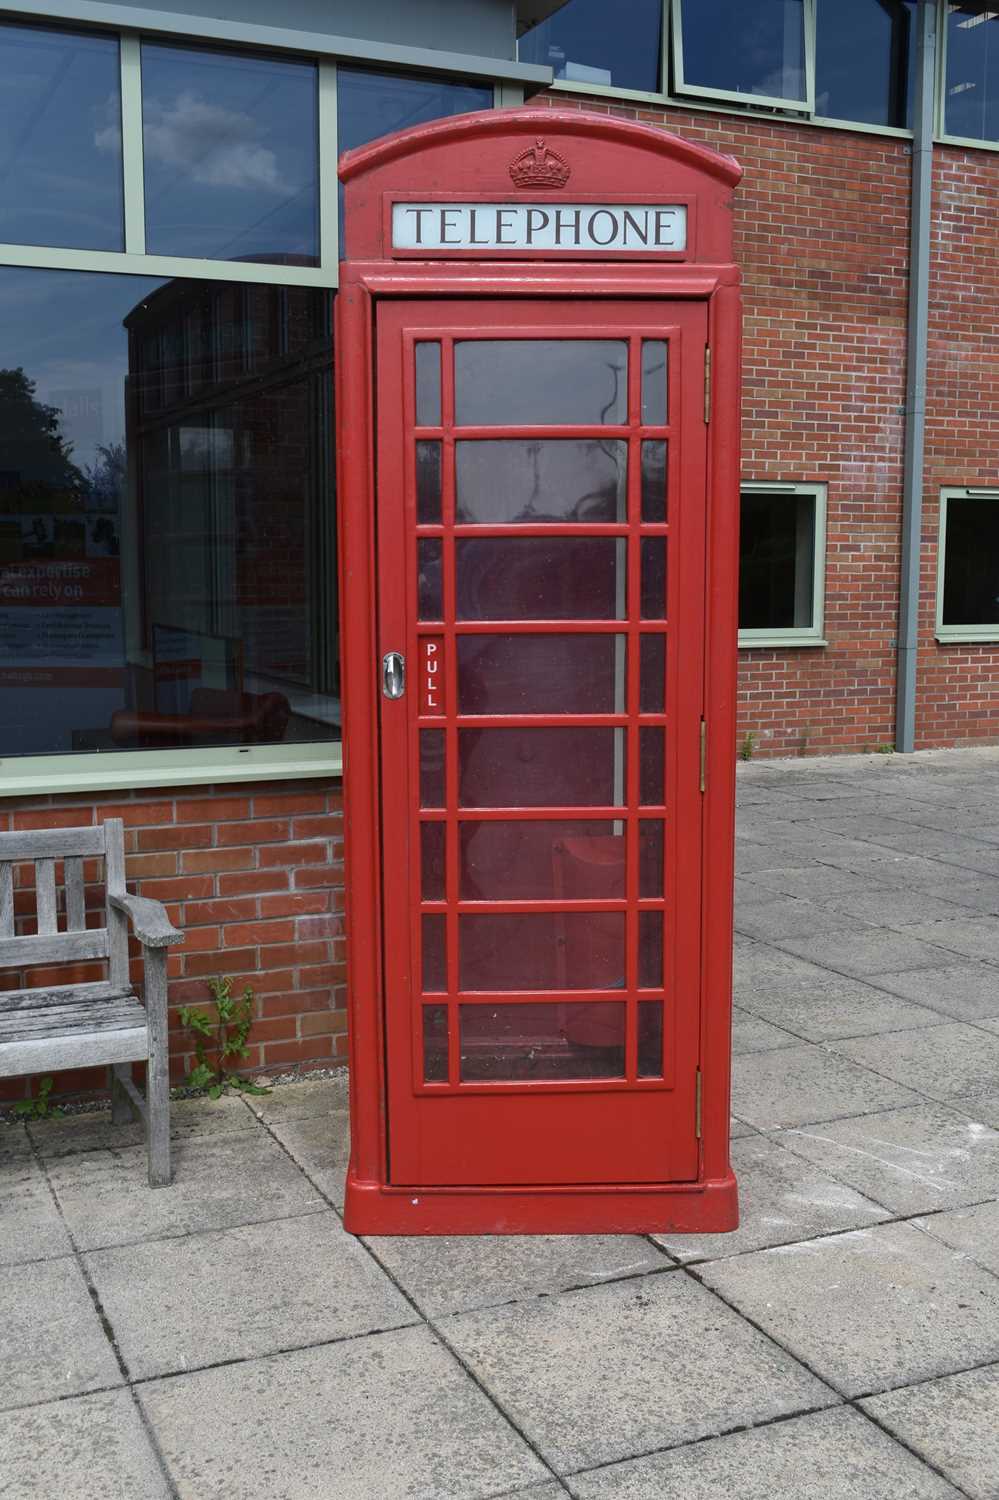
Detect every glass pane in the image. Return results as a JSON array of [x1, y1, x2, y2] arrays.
[[457, 634, 625, 714], [641, 539, 668, 618], [638, 1000, 664, 1077], [142, 43, 318, 263], [461, 821, 625, 900], [456, 440, 627, 524], [457, 538, 626, 620], [640, 727, 665, 806], [943, 497, 999, 626], [422, 913, 447, 992], [420, 730, 445, 807], [0, 24, 123, 251], [418, 538, 443, 619], [739, 491, 816, 630], [639, 910, 664, 988], [680, 0, 807, 103], [421, 821, 446, 901], [639, 820, 665, 897], [415, 343, 442, 427], [416, 441, 442, 525], [0, 269, 338, 759], [639, 635, 666, 713], [641, 441, 668, 522], [945, 5, 999, 142], [518, 0, 663, 93], [816, 0, 916, 128], [423, 1005, 449, 1082], [460, 727, 626, 807], [641, 341, 668, 425], [460, 1002, 626, 1080], [455, 341, 627, 426], [460, 912, 626, 990]]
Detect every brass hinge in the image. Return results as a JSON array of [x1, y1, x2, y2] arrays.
[[703, 346, 712, 424], [695, 1069, 703, 1139], [699, 719, 707, 793]]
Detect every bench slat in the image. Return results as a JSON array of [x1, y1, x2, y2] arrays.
[[0, 865, 11, 937], [0, 1027, 149, 1078], [0, 827, 105, 860], [65, 858, 85, 931], [36, 859, 57, 935], [2, 1001, 145, 1040], [0, 929, 109, 966], [1, 982, 133, 1011]]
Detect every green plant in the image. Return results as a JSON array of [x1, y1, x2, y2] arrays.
[[179, 977, 271, 1099], [876, 743, 895, 755], [738, 731, 757, 761], [14, 1075, 63, 1120]]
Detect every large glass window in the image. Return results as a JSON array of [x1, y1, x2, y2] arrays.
[[739, 484, 826, 646], [0, 266, 337, 758], [816, 0, 917, 127], [141, 43, 319, 263], [0, 24, 123, 252], [944, 4, 999, 143], [518, 0, 663, 94], [675, 0, 809, 109], [938, 489, 999, 639]]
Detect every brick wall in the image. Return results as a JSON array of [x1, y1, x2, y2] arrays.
[[0, 780, 346, 1104], [537, 93, 999, 756]]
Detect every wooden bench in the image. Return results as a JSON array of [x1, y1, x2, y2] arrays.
[[0, 819, 182, 1186]]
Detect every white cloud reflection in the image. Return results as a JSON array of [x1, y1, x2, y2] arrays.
[[97, 90, 287, 193]]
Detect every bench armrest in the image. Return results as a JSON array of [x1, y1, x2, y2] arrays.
[[109, 892, 183, 948]]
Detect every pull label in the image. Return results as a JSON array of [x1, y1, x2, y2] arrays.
[[420, 637, 445, 716]]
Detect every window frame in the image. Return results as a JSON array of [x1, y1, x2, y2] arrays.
[[0, 16, 514, 795], [672, 0, 816, 115], [936, 1, 999, 151], [935, 486, 999, 643], [738, 481, 828, 649]]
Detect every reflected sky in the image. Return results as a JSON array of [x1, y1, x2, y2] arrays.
[[679, 0, 806, 102], [518, 0, 662, 93], [0, 23, 123, 250]]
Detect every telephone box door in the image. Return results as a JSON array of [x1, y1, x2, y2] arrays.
[[377, 298, 708, 1188]]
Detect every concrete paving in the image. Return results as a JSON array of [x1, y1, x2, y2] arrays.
[[3, 746, 999, 1498]]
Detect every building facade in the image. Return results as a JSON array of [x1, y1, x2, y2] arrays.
[[1, 0, 997, 1096]]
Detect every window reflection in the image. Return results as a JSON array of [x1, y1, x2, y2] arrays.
[[142, 43, 319, 264], [519, 0, 663, 94], [679, 0, 807, 105], [0, 267, 337, 757], [816, 0, 916, 128], [945, 4, 999, 142], [0, 24, 123, 251]]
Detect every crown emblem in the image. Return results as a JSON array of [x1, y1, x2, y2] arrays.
[[509, 138, 571, 190]]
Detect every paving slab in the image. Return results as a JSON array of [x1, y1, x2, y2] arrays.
[[241, 1072, 349, 1124], [951, 1091, 999, 1129], [367, 1233, 668, 1318], [735, 897, 869, 941], [0, 1121, 32, 1158], [269, 1112, 349, 1207], [47, 1130, 325, 1251], [918, 879, 999, 915], [0, 1390, 171, 1498], [730, 1007, 799, 1054], [567, 1406, 961, 1500], [733, 944, 851, 994], [442, 1271, 834, 1473], [699, 1221, 999, 1398], [830, 1021, 999, 1101], [735, 975, 945, 1042], [914, 1198, 999, 1276], [774, 928, 957, 977], [86, 1210, 416, 1379], [729, 1115, 757, 1139], [774, 1103, 999, 1214], [823, 890, 984, 929], [27, 1092, 254, 1157], [868, 962, 999, 1022], [0, 1153, 73, 1266], [0, 1256, 122, 1410], [751, 863, 890, 900], [897, 915, 999, 963], [652, 1134, 887, 1262], [862, 1365, 999, 1500], [731, 1043, 922, 1131], [139, 1325, 548, 1500]]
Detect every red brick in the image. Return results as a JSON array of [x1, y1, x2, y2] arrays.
[[219, 870, 287, 896], [223, 919, 295, 947], [217, 818, 290, 846], [183, 848, 254, 874], [259, 841, 330, 868], [184, 897, 259, 925], [253, 791, 328, 816]]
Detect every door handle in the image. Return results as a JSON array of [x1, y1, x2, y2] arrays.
[[382, 651, 406, 699]]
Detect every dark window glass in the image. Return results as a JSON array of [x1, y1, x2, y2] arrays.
[[739, 491, 817, 631], [461, 821, 624, 901], [945, 4, 999, 142], [942, 497, 999, 626], [637, 1000, 664, 1076], [460, 1001, 626, 1080], [457, 634, 625, 715], [337, 68, 492, 253], [142, 43, 318, 263], [816, 0, 916, 128], [422, 1005, 449, 1082], [457, 441, 627, 525], [679, 0, 807, 104], [0, 267, 337, 758], [455, 341, 628, 426], [456, 537, 627, 620], [460, 914, 626, 991], [0, 24, 123, 251], [519, 0, 663, 94]]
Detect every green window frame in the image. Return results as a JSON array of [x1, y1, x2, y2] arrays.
[[935, 486, 999, 643], [738, 482, 828, 649]]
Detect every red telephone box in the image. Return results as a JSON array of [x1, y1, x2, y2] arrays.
[[336, 109, 741, 1235]]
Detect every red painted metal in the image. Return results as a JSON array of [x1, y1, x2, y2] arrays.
[[336, 109, 741, 1234]]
